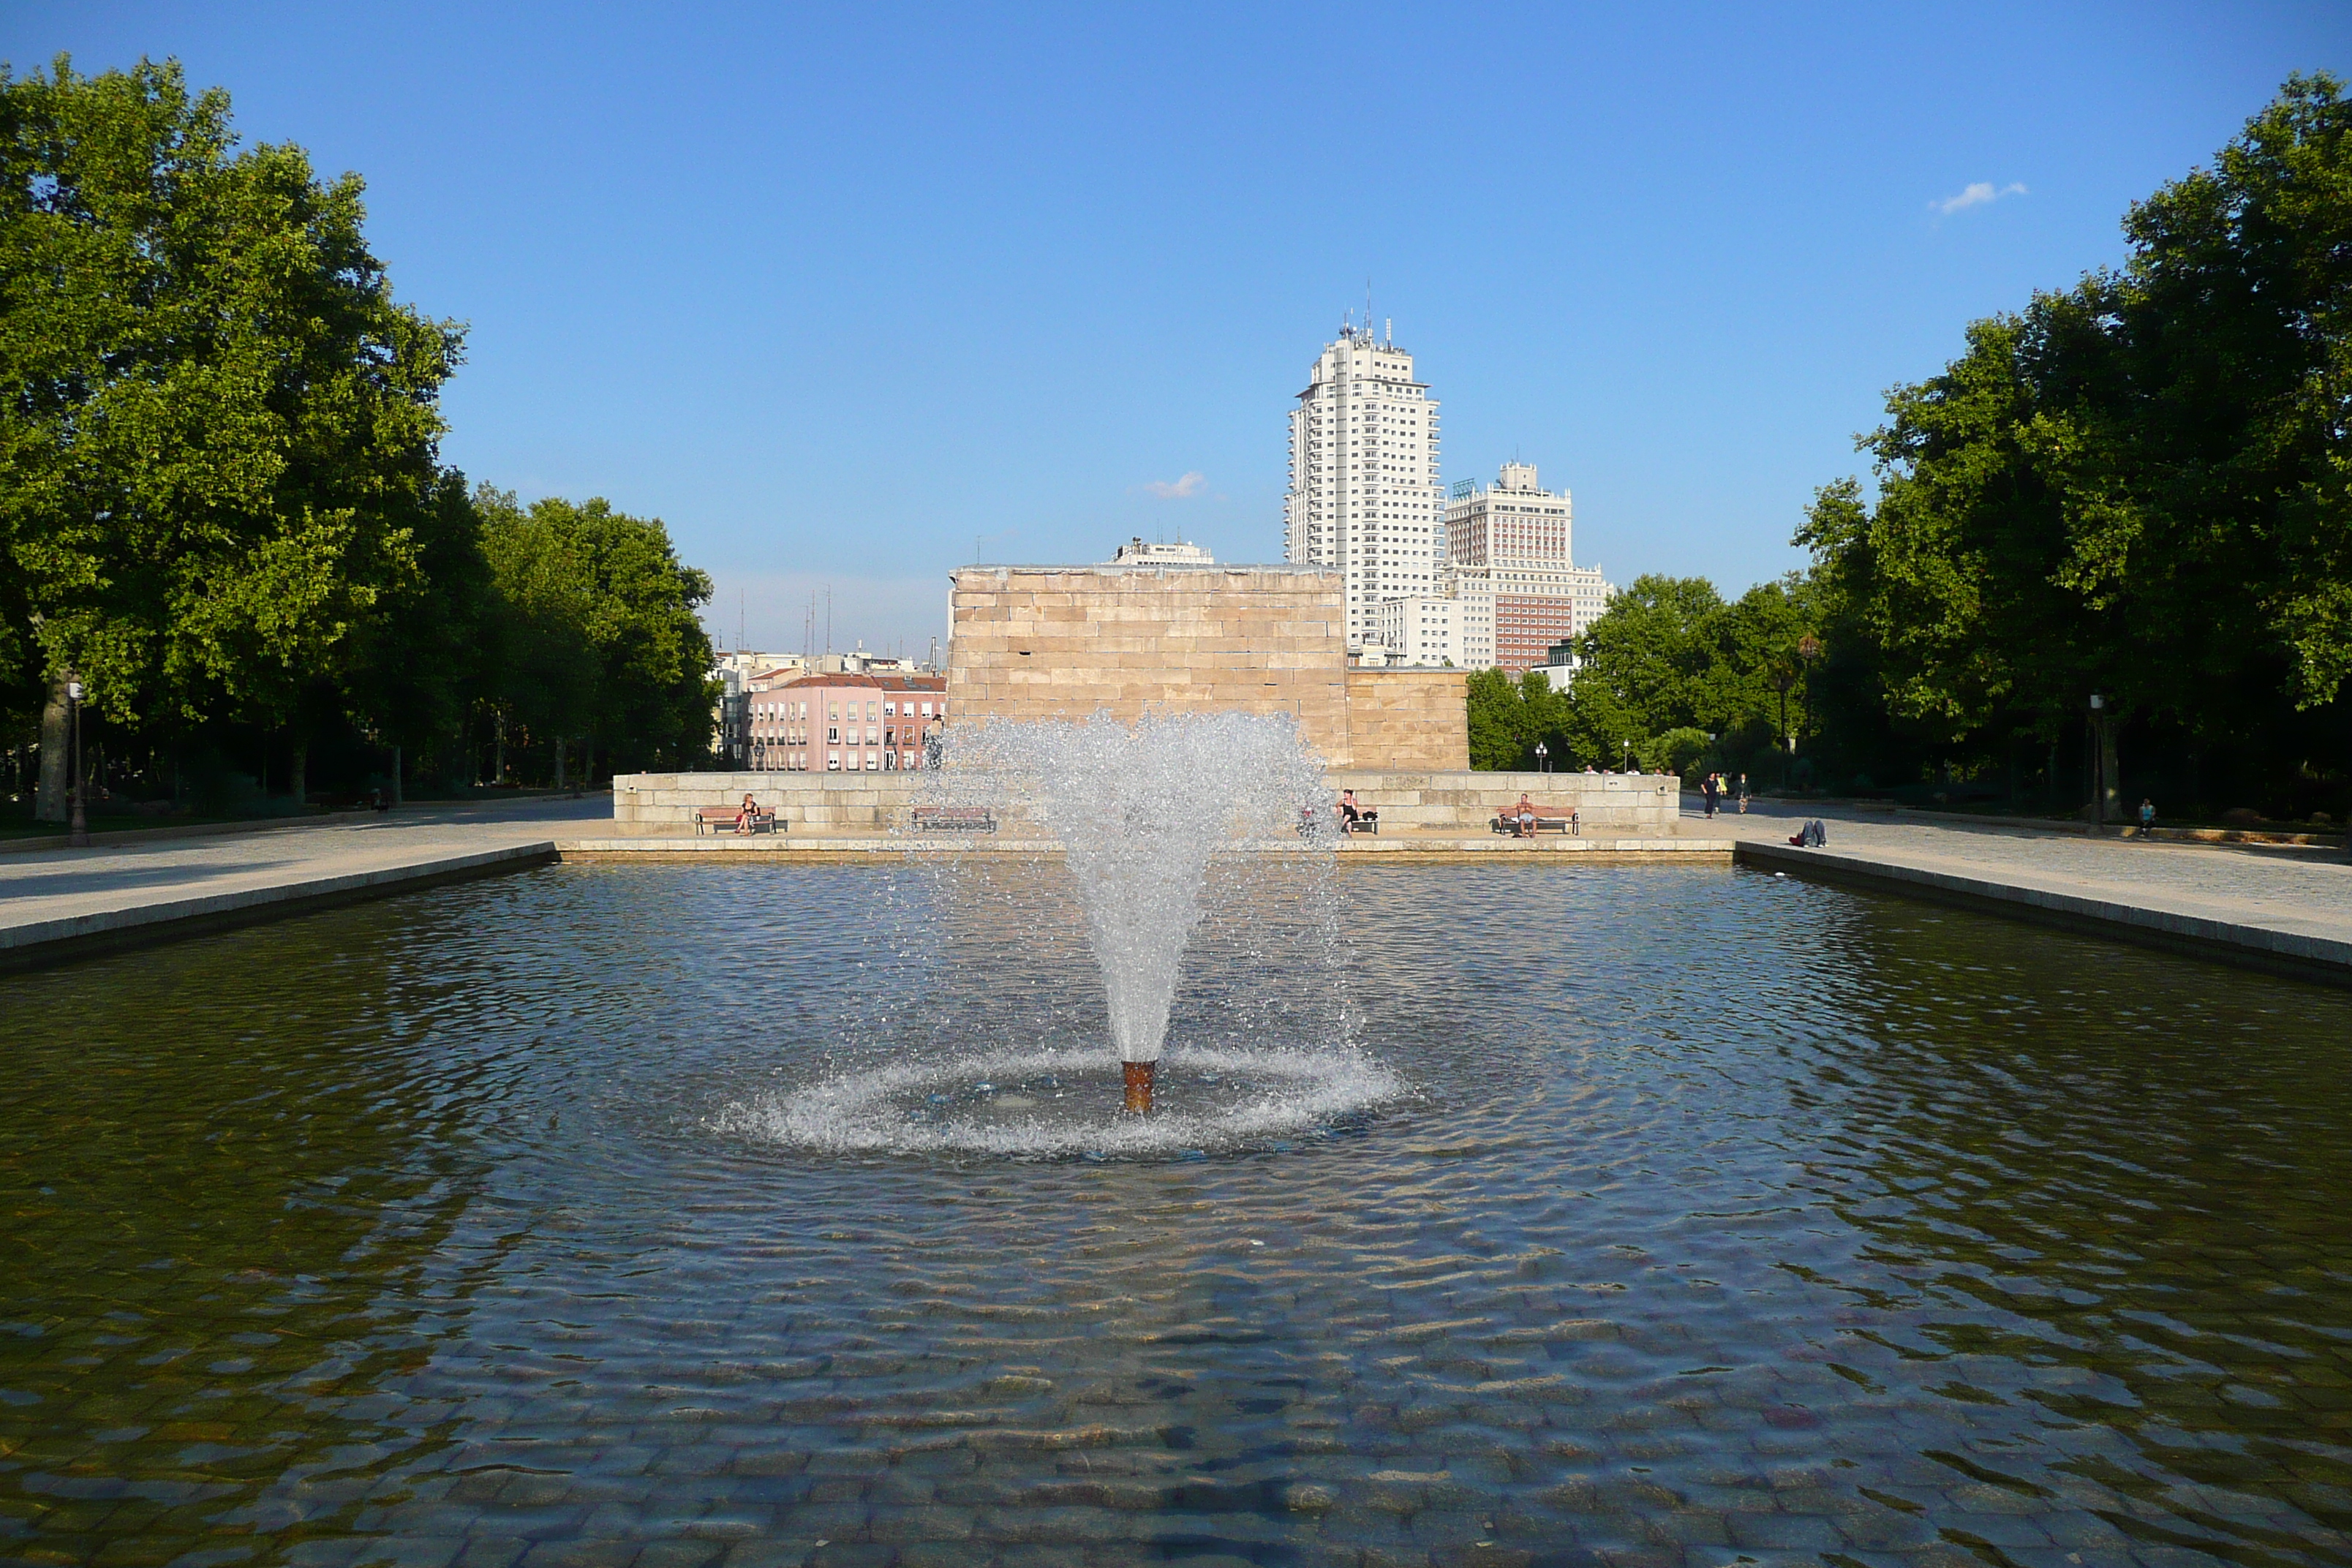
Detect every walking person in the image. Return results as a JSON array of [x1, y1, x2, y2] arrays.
[[1701, 772, 1719, 817], [1737, 772, 1750, 814], [2138, 797, 2156, 838]]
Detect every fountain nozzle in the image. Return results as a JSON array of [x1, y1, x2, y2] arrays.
[[1123, 1060, 1156, 1115]]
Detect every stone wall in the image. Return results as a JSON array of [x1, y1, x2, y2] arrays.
[[1341, 669, 1469, 772], [943, 565, 1468, 769], [946, 565, 1353, 754], [614, 772, 922, 833], [612, 768, 1676, 835], [1325, 770, 1677, 834]]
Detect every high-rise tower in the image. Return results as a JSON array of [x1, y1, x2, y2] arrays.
[[1284, 321, 1444, 649]]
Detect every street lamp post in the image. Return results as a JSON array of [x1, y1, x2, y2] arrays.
[[67, 675, 88, 847], [1795, 634, 1822, 790], [1534, 742, 1549, 774], [2088, 693, 2106, 832]]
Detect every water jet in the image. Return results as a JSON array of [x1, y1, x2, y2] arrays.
[[922, 712, 1332, 1117]]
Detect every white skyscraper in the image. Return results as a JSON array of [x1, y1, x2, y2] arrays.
[[1284, 321, 1444, 649]]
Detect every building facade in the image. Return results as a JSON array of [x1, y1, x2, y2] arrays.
[[1439, 462, 1613, 673], [746, 672, 947, 772], [1283, 321, 1445, 650], [1368, 594, 1463, 668]]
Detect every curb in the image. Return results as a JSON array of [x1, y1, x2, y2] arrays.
[[1735, 839, 2352, 989]]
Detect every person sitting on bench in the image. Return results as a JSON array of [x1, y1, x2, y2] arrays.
[[1513, 793, 1537, 838], [1338, 789, 1377, 833], [733, 793, 761, 833]]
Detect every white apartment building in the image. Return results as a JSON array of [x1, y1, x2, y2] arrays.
[[1441, 463, 1613, 673], [1368, 595, 1463, 667], [1109, 536, 1214, 565], [1284, 320, 1445, 648]]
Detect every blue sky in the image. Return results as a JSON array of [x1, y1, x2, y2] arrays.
[[7, 3, 2348, 657]]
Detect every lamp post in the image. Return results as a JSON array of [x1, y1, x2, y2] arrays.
[[1795, 635, 1822, 789], [1534, 742, 1549, 774], [66, 675, 88, 847], [2088, 693, 2106, 832]]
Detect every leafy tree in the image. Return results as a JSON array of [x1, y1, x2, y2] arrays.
[[0, 56, 461, 811], [1798, 75, 2352, 815], [477, 489, 717, 780]]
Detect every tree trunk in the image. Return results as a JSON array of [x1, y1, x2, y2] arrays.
[[391, 744, 403, 807], [584, 737, 595, 789], [35, 671, 69, 822], [554, 734, 567, 791], [290, 742, 308, 807], [494, 711, 506, 785]]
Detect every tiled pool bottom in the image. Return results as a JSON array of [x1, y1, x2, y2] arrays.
[[1, 862, 2348, 1567]]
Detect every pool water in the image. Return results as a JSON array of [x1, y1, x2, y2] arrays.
[[1, 862, 2348, 1567]]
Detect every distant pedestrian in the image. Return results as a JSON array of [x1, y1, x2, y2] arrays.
[[1737, 772, 1750, 814], [2138, 797, 2155, 837], [1701, 774, 1719, 817]]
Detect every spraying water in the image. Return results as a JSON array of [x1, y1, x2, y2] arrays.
[[927, 712, 1330, 1107], [720, 711, 1401, 1155]]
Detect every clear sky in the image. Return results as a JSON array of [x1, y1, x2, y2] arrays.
[[7, 3, 2349, 658]]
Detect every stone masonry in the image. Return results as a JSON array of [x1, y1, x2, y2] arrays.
[[946, 564, 1352, 753], [611, 769, 1674, 835], [944, 565, 1466, 769]]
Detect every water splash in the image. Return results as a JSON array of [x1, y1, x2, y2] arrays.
[[719, 1044, 1402, 1158], [919, 712, 1332, 1064]]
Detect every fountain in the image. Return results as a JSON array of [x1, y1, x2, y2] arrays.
[[924, 712, 1333, 1115]]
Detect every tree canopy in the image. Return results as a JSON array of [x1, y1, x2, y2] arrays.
[[1, 57, 720, 812], [1793, 73, 2352, 815]]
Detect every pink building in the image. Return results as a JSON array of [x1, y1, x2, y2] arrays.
[[745, 673, 946, 772]]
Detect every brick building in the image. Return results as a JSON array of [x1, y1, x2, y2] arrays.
[[746, 672, 946, 772]]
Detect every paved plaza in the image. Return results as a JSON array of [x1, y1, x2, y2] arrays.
[[0, 796, 608, 965]]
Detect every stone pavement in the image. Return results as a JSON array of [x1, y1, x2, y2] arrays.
[[0, 796, 608, 969], [1680, 794, 2352, 982]]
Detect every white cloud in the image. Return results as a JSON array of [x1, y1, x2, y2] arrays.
[[1142, 470, 1207, 499], [1933, 181, 2028, 217]]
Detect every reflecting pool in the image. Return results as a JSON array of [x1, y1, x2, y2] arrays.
[[2, 862, 2349, 1567]]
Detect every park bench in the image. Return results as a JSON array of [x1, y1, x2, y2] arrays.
[[911, 806, 998, 833], [696, 808, 779, 835], [1491, 810, 1578, 836]]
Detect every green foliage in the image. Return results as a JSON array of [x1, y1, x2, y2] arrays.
[[1798, 74, 2352, 810], [1467, 574, 1816, 778], [0, 58, 723, 801], [0, 56, 461, 736], [477, 489, 718, 772]]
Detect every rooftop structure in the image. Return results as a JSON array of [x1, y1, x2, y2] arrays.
[[1109, 537, 1214, 565]]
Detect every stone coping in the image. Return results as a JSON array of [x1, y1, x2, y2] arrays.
[[0, 841, 558, 971], [1738, 838, 2352, 987], [554, 835, 1725, 861]]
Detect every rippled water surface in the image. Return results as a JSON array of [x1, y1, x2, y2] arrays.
[[4, 862, 2350, 1567]]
